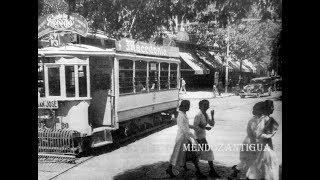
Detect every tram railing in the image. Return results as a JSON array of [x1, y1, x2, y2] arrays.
[[38, 128, 81, 156]]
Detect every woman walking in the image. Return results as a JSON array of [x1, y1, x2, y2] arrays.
[[166, 100, 206, 178], [228, 101, 266, 179], [246, 100, 279, 180], [191, 99, 221, 178]]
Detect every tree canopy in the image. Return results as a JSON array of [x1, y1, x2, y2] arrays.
[[38, 0, 282, 41], [38, 0, 282, 74], [187, 19, 281, 71]]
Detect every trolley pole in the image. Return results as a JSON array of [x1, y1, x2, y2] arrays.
[[225, 25, 230, 93]]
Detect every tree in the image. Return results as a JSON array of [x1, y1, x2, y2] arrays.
[[186, 18, 281, 77], [38, 0, 69, 16], [38, 0, 281, 42]]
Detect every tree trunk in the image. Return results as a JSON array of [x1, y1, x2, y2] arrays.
[[239, 59, 243, 79], [239, 59, 243, 88], [129, 14, 137, 39]]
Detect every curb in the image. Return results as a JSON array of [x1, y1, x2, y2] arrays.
[[179, 93, 235, 99]]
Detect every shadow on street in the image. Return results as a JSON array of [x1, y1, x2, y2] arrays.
[[113, 161, 282, 180], [113, 161, 239, 180], [78, 122, 177, 158]]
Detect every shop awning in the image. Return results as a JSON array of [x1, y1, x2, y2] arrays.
[[195, 50, 218, 69], [180, 51, 210, 74], [234, 61, 250, 72], [209, 51, 224, 66], [243, 60, 256, 73], [228, 60, 237, 70]]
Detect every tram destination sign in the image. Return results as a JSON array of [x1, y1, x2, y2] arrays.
[[38, 99, 59, 109], [116, 38, 180, 58], [38, 13, 88, 38]]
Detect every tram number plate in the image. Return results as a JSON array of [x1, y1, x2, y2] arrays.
[[38, 99, 58, 109]]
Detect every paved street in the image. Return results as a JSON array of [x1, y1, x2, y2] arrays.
[[40, 91, 282, 180]]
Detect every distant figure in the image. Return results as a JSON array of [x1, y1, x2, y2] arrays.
[[150, 78, 157, 90], [135, 81, 145, 92], [217, 81, 223, 96], [228, 79, 233, 92], [238, 77, 244, 89], [180, 78, 187, 94], [212, 84, 219, 98], [151, 82, 156, 90]]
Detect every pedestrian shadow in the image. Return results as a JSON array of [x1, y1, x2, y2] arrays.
[[113, 161, 238, 180], [113, 161, 282, 180]]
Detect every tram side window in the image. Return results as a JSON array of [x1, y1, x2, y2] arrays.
[[135, 60, 147, 92], [119, 59, 133, 94], [38, 58, 45, 97], [149, 62, 159, 91], [48, 67, 61, 96], [160, 63, 169, 90], [78, 65, 87, 97], [65, 66, 75, 97], [170, 63, 178, 88]]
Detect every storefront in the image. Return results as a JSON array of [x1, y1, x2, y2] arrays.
[[178, 49, 211, 89]]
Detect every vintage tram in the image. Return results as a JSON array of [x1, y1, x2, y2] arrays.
[[38, 37, 181, 157]]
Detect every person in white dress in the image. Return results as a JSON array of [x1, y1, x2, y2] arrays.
[[190, 99, 221, 178], [228, 101, 266, 179], [180, 78, 187, 94], [166, 100, 206, 178], [246, 100, 279, 180]]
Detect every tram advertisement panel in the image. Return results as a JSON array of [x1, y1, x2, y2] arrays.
[[38, 13, 89, 38], [116, 38, 180, 58]]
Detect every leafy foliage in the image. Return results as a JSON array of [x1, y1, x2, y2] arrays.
[[187, 19, 281, 71], [38, 0, 69, 16], [38, 0, 281, 41]]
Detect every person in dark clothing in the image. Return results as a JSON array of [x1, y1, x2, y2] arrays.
[[217, 81, 223, 96]]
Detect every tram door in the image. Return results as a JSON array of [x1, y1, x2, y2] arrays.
[[89, 56, 115, 128]]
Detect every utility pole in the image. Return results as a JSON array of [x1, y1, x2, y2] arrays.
[[225, 25, 230, 93]]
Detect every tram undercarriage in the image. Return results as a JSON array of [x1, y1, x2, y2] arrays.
[[112, 108, 177, 142]]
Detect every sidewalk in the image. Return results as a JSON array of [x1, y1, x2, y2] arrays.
[[179, 91, 234, 99]]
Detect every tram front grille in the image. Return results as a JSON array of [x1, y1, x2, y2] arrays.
[[38, 129, 81, 156]]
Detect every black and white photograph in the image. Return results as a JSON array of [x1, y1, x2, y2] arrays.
[[38, 0, 283, 179]]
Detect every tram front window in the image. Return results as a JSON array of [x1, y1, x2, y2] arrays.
[[48, 67, 61, 96], [65, 66, 75, 97], [78, 65, 87, 97]]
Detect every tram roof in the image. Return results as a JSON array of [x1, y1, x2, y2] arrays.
[[38, 44, 116, 56]]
